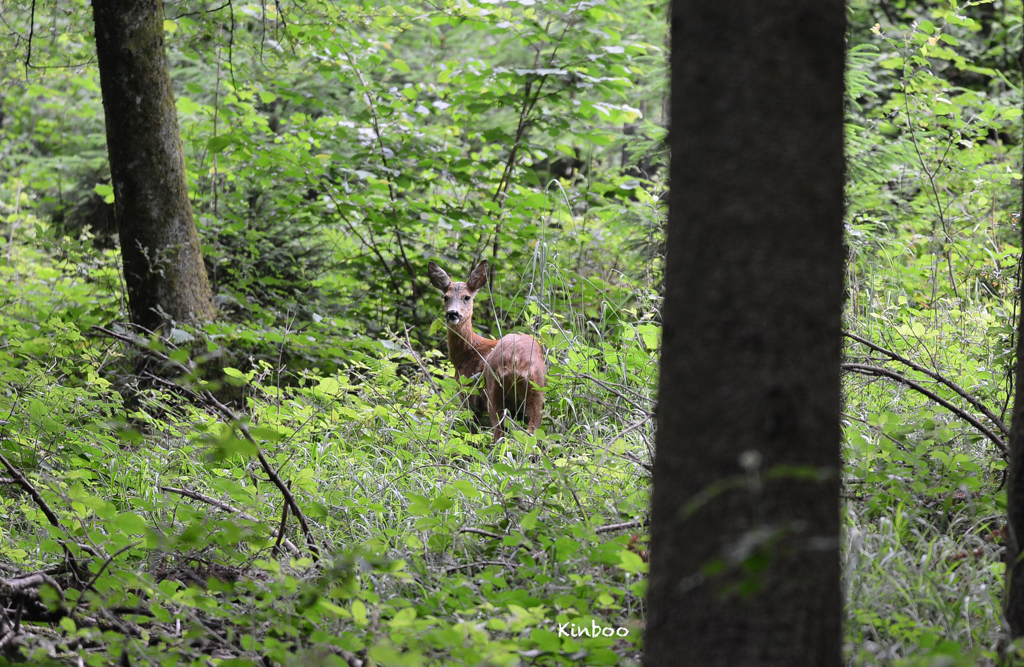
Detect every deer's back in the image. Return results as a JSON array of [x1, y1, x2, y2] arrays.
[[486, 334, 546, 389]]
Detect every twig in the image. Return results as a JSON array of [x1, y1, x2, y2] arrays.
[[169, 1, 231, 19], [486, 2, 586, 261], [606, 416, 650, 441], [599, 416, 653, 471], [0, 451, 61, 529], [842, 363, 1007, 456], [333, 36, 414, 279], [401, 327, 441, 395], [442, 560, 516, 574], [272, 487, 290, 558], [576, 372, 653, 416], [68, 542, 139, 618], [161, 485, 301, 557], [898, 37, 959, 301], [845, 331, 1009, 437], [595, 518, 648, 535], [842, 411, 910, 452], [458, 527, 500, 539], [0, 449, 98, 576], [24, 0, 35, 71]]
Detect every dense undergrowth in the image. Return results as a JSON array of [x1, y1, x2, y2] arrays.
[[842, 1, 1022, 664], [0, 0, 1022, 664], [0, 227, 656, 665]]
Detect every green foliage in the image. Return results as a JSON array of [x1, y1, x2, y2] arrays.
[[843, 0, 1022, 664], [0, 0, 1020, 662], [0, 2, 663, 661]]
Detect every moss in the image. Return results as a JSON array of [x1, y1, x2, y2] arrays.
[[92, 0, 215, 330]]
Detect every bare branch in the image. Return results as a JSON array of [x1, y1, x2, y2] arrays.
[[442, 560, 516, 574], [161, 485, 301, 557], [68, 542, 139, 618], [24, 0, 35, 70], [842, 363, 1007, 456], [458, 527, 500, 539], [595, 518, 648, 534], [845, 331, 1009, 437]]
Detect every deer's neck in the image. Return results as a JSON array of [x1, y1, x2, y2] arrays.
[[446, 317, 498, 378]]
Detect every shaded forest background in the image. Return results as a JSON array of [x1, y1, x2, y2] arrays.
[[0, 0, 1021, 664]]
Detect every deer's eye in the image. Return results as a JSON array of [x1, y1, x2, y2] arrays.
[[463, 296, 470, 302]]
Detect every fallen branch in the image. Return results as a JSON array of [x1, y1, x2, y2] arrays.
[[458, 527, 500, 539], [442, 560, 516, 574], [595, 518, 649, 535], [3, 571, 65, 599], [842, 362, 1007, 456], [845, 331, 1009, 438]]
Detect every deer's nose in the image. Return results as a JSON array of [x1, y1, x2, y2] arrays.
[[446, 310, 460, 321]]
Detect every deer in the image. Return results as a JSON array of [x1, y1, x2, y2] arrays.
[[427, 260, 546, 442]]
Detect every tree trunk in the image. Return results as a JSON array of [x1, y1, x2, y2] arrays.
[[644, 3, 845, 666], [91, 0, 215, 331], [1004, 99, 1024, 635]]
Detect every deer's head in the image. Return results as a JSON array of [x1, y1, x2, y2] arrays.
[[427, 261, 488, 327]]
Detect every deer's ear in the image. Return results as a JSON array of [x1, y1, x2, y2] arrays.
[[427, 262, 451, 291], [466, 261, 489, 291]]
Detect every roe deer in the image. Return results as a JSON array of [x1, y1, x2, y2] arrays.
[[427, 260, 546, 441]]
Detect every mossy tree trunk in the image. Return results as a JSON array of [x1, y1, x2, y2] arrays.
[[91, 0, 215, 331], [644, 2, 845, 665]]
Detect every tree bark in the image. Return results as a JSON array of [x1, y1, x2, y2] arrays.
[[92, 0, 215, 330], [644, 3, 845, 666], [1003, 91, 1024, 634]]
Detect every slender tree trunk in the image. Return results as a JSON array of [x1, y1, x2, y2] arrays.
[[644, 2, 845, 665], [92, 0, 215, 331], [1004, 88, 1024, 634]]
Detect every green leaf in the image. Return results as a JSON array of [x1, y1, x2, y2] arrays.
[[112, 512, 148, 534], [618, 549, 647, 574], [93, 183, 115, 204], [207, 135, 234, 153], [352, 600, 369, 626]]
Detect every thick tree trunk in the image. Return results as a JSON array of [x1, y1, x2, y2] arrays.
[[1004, 113, 1024, 635], [644, 3, 845, 666], [92, 0, 215, 331]]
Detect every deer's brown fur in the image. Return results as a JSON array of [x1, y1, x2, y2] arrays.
[[427, 261, 546, 441]]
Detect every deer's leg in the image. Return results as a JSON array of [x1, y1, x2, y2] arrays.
[[525, 387, 543, 435], [487, 380, 504, 442]]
